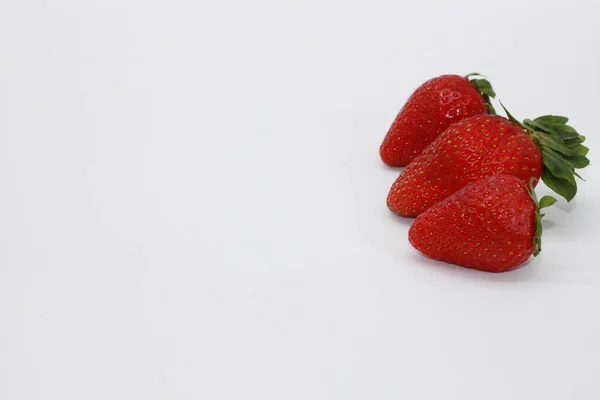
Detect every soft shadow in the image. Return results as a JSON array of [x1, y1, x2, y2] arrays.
[[553, 198, 577, 214], [406, 250, 547, 283], [389, 211, 415, 228], [379, 163, 405, 173], [542, 219, 558, 229]]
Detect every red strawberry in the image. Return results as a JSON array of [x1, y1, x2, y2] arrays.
[[387, 110, 589, 217], [380, 73, 496, 167], [409, 175, 556, 272]]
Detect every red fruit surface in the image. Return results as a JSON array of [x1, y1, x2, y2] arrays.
[[380, 74, 488, 167], [387, 115, 543, 217], [409, 175, 537, 272]]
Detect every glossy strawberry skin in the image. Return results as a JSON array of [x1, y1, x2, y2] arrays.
[[380, 75, 488, 167], [409, 175, 536, 272], [387, 115, 543, 217]]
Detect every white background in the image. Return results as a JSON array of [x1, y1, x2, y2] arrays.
[[1, 0, 599, 399]]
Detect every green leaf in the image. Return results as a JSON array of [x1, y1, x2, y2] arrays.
[[467, 75, 497, 115], [541, 168, 577, 202], [478, 87, 496, 98], [470, 78, 496, 98], [575, 145, 589, 156], [564, 137, 585, 148], [541, 148, 576, 184], [524, 118, 557, 134], [475, 80, 496, 97], [553, 124, 580, 140], [540, 128, 566, 142], [538, 195, 557, 209], [534, 115, 569, 125], [482, 94, 496, 115], [499, 102, 526, 129], [473, 79, 492, 89], [566, 154, 590, 169], [465, 72, 496, 115], [534, 133, 577, 157], [527, 113, 588, 202]]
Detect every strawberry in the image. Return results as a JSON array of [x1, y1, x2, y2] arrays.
[[408, 175, 556, 272], [380, 73, 496, 167], [387, 109, 589, 217]]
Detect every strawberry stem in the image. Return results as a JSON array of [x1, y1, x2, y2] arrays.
[[526, 178, 557, 257]]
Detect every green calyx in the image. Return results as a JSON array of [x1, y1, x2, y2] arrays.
[[526, 178, 557, 257], [466, 72, 497, 115], [501, 103, 590, 202]]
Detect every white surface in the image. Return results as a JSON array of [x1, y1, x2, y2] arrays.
[[1, 0, 599, 399]]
